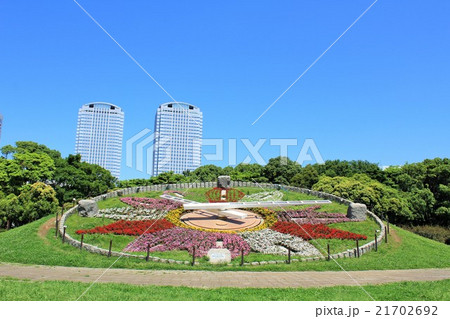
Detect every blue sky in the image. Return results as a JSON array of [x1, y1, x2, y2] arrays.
[[0, 0, 449, 180]]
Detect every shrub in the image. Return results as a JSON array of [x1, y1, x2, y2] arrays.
[[401, 225, 450, 244]]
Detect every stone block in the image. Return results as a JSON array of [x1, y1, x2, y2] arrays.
[[217, 175, 231, 188], [78, 200, 99, 217], [207, 248, 231, 264], [347, 203, 367, 220]]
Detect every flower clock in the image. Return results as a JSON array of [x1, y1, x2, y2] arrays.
[[76, 196, 368, 259]]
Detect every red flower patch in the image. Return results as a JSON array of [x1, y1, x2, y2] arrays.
[[76, 220, 174, 236], [271, 222, 367, 241]]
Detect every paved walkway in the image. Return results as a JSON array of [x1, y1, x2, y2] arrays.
[[1, 264, 449, 288]]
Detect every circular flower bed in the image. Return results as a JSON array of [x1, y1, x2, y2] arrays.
[[75, 193, 369, 260]]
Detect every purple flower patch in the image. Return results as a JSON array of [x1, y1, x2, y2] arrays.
[[125, 227, 251, 258]]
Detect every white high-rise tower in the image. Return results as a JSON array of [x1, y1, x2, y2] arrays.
[[152, 102, 203, 176], [75, 102, 124, 179]]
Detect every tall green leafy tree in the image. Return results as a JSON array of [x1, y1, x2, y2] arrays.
[[190, 165, 224, 182], [313, 160, 385, 182], [51, 154, 116, 203], [13, 152, 55, 184], [231, 163, 267, 182], [17, 182, 59, 225], [0, 145, 16, 159], [290, 165, 319, 189], [149, 171, 187, 184], [262, 157, 301, 184], [313, 174, 413, 223], [0, 194, 19, 230]]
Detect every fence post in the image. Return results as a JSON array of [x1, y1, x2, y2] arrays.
[[240, 249, 244, 266], [55, 218, 59, 238], [327, 243, 330, 261], [62, 226, 67, 243], [287, 248, 291, 264], [356, 239, 360, 258], [191, 247, 196, 266], [374, 231, 378, 252], [108, 240, 112, 257], [385, 226, 388, 243], [80, 234, 84, 250], [146, 243, 150, 262]]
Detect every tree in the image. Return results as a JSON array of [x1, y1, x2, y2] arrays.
[[406, 188, 436, 224], [0, 145, 16, 159], [231, 163, 267, 182], [290, 165, 319, 189], [385, 158, 450, 224], [14, 141, 61, 161], [313, 174, 412, 223], [17, 182, 59, 225], [190, 165, 224, 182], [149, 171, 187, 184], [13, 152, 55, 185], [262, 157, 301, 184], [0, 194, 19, 230], [51, 154, 116, 203], [313, 160, 385, 182], [0, 151, 55, 195]]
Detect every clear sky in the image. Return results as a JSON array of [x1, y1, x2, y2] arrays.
[[0, 0, 449, 180]]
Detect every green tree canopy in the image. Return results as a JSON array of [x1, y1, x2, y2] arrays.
[[313, 174, 413, 223], [262, 157, 301, 184], [17, 182, 59, 225], [290, 165, 319, 189]]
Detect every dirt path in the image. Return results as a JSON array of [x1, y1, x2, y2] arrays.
[[389, 228, 402, 244], [37, 217, 55, 239], [0, 263, 449, 288]]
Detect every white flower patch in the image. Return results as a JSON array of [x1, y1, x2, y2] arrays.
[[241, 229, 320, 256], [243, 191, 284, 202], [93, 207, 168, 220]]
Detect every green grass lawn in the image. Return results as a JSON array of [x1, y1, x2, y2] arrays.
[[0, 214, 449, 271], [0, 277, 448, 301]]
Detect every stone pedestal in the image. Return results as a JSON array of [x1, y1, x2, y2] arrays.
[[347, 203, 367, 220], [207, 248, 231, 264]]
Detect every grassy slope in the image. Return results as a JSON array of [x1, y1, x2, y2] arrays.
[[0, 277, 448, 301], [0, 215, 449, 271]]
